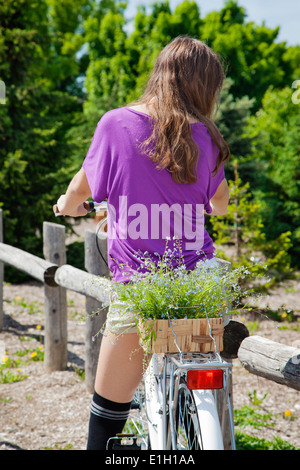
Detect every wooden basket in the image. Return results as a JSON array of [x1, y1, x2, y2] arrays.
[[141, 317, 223, 354]]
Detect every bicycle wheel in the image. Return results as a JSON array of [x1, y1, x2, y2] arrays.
[[172, 379, 224, 450], [173, 379, 203, 450]]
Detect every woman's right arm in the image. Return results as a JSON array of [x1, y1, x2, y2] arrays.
[[53, 167, 92, 217], [205, 179, 230, 216]]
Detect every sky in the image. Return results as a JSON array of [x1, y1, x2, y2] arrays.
[[124, 0, 300, 46]]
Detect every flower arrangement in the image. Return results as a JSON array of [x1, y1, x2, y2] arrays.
[[111, 238, 253, 325]]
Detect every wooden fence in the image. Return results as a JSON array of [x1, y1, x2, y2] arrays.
[[0, 212, 111, 392], [0, 209, 299, 398]]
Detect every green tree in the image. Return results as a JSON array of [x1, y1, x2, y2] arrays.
[[0, 0, 81, 270], [45, 0, 93, 97], [1, 0, 299, 281], [81, 0, 298, 122], [210, 162, 293, 283], [83, 4, 134, 119], [83, 0, 204, 116], [201, 0, 295, 110], [215, 78, 254, 172], [246, 86, 300, 266]]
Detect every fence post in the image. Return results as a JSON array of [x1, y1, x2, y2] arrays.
[[85, 228, 110, 393], [43, 222, 68, 371], [0, 209, 3, 331]]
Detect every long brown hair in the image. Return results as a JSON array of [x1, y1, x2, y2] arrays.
[[137, 36, 230, 184]]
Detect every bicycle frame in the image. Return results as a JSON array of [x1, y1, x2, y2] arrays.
[[144, 352, 235, 450]]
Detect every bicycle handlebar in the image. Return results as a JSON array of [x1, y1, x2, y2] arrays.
[[83, 201, 107, 214], [54, 200, 107, 217]]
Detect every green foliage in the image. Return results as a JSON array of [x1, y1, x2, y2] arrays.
[[215, 78, 255, 162], [210, 161, 293, 284], [0, 368, 28, 384], [0, 345, 44, 383], [66, 240, 85, 271], [0, 0, 83, 281], [246, 87, 300, 266], [235, 431, 298, 450], [201, 0, 294, 110], [111, 238, 255, 323], [234, 389, 299, 450], [234, 404, 273, 429], [44, 443, 74, 450], [0, 0, 299, 279]]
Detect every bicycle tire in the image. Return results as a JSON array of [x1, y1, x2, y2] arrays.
[[131, 356, 226, 451], [172, 379, 203, 450]]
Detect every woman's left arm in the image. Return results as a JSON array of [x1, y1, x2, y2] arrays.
[[53, 167, 92, 217]]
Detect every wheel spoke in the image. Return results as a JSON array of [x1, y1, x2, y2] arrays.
[[174, 381, 202, 450]]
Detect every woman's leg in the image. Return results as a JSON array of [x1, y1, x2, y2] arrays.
[[87, 332, 149, 450], [95, 332, 147, 402]]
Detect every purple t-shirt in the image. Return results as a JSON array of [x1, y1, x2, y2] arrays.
[[82, 107, 225, 282]]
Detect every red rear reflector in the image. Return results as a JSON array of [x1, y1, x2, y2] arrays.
[[187, 369, 223, 390]]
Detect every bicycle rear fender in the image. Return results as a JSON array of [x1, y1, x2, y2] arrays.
[[193, 389, 224, 450]]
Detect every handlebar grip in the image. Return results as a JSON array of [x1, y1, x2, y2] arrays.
[[83, 201, 94, 212], [54, 201, 107, 216], [84, 201, 107, 213]]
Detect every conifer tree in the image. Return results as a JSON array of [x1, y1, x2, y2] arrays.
[[210, 161, 293, 283], [0, 0, 81, 267]]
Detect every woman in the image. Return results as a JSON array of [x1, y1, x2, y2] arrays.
[[54, 36, 230, 450]]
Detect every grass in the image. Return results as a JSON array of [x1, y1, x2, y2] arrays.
[[0, 368, 28, 384], [1, 345, 44, 384], [233, 389, 299, 450], [44, 443, 74, 450], [235, 431, 298, 450], [234, 404, 274, 429], [12, 297, 43, 315], [2, 284, 298, 450]]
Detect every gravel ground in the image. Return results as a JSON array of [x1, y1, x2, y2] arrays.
[[0, 279, 299, 451]]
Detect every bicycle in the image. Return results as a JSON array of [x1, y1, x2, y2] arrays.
[[56, 201, 235, 451], [89, 201, 235, 451], [120, 338, 235, 451]]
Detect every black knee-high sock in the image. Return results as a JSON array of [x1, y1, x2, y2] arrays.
[[86, 391, 131, 450]]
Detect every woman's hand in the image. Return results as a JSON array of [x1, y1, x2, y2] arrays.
[[53, 194, 89, 217], [53, 168, 92, 217]]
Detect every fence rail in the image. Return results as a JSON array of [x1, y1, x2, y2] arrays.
[[0, 215, 111, 391], [0, 210, 299, 394]]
